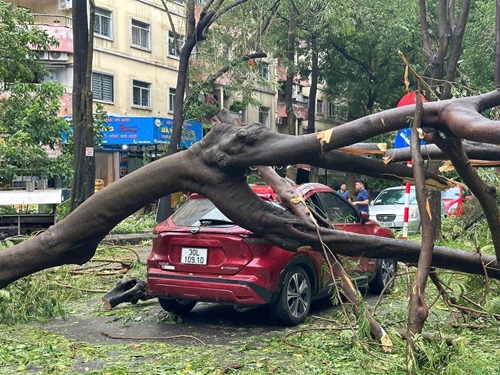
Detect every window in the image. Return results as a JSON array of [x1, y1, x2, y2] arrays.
[[316, 99, 324, 114], [328, 102, 335, 117], [168, 31, 185, 58], [92, 72, 114, 102], [258, 62, 269, 80], [131, 19, 150, 49], [308, 192, 359, 225], [168, 87, 176, 113], [132, 80, 151, 108], [259, 107, 270, 127], [94, 8, 112, 38]]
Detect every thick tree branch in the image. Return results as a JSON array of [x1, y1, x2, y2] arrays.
[[3, 92, 500, 287], [407, 92, 434, 340], [387, 142, 500, 163]]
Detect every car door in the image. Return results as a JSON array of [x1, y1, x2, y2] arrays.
[[309, 191, 377, 274]]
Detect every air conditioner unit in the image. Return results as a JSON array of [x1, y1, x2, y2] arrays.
[[59, 0, 72, 10], [39, 51, 49, 60], [49, 51, 68, 61], [276, 117, 284, 125]]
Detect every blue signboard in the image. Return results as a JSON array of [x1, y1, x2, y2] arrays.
[[101, 116, 155, 145], [394, 128, 426, 149], [65, 115, 203, 147], [153, 118, 202, 148]]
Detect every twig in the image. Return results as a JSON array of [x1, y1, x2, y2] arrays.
[[100, 332, 206, 345], [370, 271, 398, 315], [50, 281, 107, 293], [394, 328, 458, 346], [476, 246, 490, 305], [69, 268, 129, 276], [98, 244, 144, 264]]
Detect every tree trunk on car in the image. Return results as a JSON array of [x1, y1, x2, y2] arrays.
[[2, 92, 500, 290]]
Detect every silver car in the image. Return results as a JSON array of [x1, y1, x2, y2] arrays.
[[369, 186, 420, 233]]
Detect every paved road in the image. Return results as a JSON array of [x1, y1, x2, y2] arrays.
[[41, 245, 373, 346], [42, 294, 339, 346]]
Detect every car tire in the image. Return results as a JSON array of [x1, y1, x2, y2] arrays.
[[158, 298, 197, 314], [369, 259, 397, 294], [271, 266, 312, 326]]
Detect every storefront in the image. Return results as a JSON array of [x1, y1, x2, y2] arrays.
[[95, 116, 202, 187]]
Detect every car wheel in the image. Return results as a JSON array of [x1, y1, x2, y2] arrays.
[[369, 259, 397, 294], [158, 298, 197, 314], [271, 266, 312, 326]]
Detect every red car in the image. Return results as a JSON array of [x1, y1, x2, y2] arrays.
[[442, 185, 470, 216], [147, 183, 396, 326]]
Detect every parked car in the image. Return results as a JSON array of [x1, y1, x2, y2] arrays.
[[147, 183, 397, 326], [442, 185, 470, 216], [369, 186, 420, 233], [370, 185, 449, 232]]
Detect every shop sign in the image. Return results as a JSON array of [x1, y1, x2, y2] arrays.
[[101, 116, 155, 145], [153, 118, 202, 148]]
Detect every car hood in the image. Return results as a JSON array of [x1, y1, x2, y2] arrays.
[[369, 204, 417, 216]]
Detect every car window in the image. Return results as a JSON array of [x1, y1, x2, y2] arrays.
[[373, 189, 416, 205], [442, 187, 460, 199], [171, 198, 231, 226], [172, 197, 283, 226], [315, 192, 359, 224]]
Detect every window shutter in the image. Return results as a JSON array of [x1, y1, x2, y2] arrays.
[[92, 73, 102, 100], [102, 75, 113, 101]]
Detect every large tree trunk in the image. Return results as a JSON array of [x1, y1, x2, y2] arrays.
[[2, 92, 500, 288], [71, 0, 95, 211], [496, 0, 500, 88], [285, 6, 297, 135]]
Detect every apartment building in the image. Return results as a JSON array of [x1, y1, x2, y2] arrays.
[[9, 0, 281, 186], [275, 58, 346, 136]]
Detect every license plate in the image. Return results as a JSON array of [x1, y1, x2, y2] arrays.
[[379, 222, 395, 227], [181, 247, 208, 265]]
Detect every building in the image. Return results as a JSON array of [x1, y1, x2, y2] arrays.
[[9, 0, 203, 187], [9, 0, 347, 188]]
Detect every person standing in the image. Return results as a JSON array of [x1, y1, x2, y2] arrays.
[[338, 182, 351, 202], [352, 179, 370, 213]]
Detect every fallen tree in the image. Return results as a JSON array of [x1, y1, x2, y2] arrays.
[[1, 91, 500, 289]]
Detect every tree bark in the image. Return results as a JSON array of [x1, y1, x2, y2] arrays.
[[285, 6, 297, 135], [496, 0, 500, 88], [407, 93, 434, 346], [71, 0, 95, 211], [2, 93, 500, 288]]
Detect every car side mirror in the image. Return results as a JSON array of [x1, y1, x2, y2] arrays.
[[361, 211, 370, 223]]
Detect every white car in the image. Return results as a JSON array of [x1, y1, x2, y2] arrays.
[[369, 186, 420, 233]]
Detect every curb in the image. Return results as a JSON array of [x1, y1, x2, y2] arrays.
[[101, 232, 153, 246]]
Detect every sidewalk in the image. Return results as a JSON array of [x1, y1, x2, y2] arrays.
[[101, 231, 153, 246]]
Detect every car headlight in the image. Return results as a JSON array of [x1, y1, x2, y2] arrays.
[[447, 202, 459, 214], [409, 208, 418, 218]]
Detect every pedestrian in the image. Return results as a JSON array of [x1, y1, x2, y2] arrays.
[[338, 182, 351, 202], [352, 179, 370, 213]]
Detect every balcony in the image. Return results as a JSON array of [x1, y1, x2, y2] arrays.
[[28, 14, 73, 54], [32, 13, 73, 28]]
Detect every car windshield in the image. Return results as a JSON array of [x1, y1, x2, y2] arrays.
[[172, 197, 283, 227], [373, 189, 416, 205], [442, 186, 460, 199]]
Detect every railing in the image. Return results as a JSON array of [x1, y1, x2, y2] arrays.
[[32, 13, 73, 27]]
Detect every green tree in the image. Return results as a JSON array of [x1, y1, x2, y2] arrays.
[[320, 0, 421, 118], [0, 2, 69, 187]]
